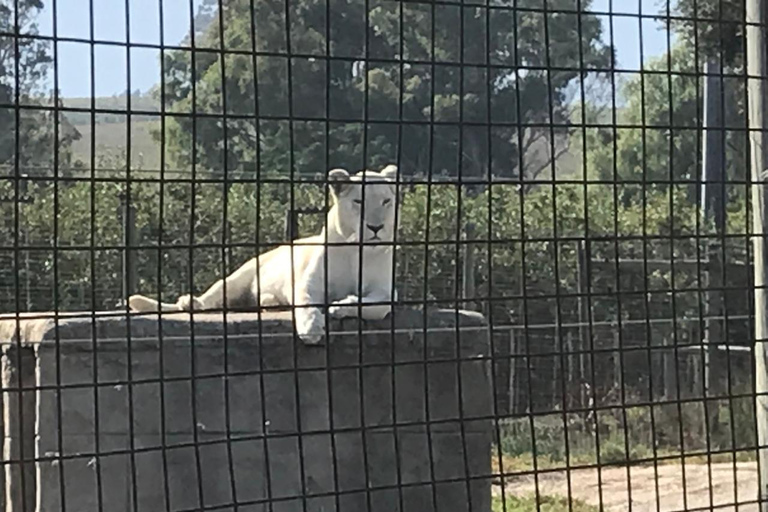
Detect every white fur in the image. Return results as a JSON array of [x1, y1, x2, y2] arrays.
[[127, 164, 400, 344]]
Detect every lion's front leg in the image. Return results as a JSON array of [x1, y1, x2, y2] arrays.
[[292, 251, 327, 345], [294, 305, 325, 345], [328, 294, 393, 321]]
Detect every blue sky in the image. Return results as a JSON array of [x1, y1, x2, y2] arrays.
[[36, 0, 674, 98]]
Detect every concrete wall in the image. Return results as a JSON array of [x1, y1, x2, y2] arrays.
[[0, 308, 492, 512]]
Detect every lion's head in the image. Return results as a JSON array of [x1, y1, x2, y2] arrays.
[[328, 164, 400, 244]]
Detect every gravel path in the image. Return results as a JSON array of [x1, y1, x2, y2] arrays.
[[495, 461, 759, 512]]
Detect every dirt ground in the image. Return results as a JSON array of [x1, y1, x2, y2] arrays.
[[495, 461, 759, 512]]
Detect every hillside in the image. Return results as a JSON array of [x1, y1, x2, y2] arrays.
[[70, 119, 161, 171], [62, 92, 605, 180], [64, 93, 159, 125]]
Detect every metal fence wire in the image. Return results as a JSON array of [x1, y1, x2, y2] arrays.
[[1, 0, 768, 511]]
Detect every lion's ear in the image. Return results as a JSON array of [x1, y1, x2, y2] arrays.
[[328, 168, 351, 197], [380, 164, 398, 181]]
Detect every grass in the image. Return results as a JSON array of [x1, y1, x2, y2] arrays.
[[492, 400, 758, 481], [496, 396, 757, 467], [491, 449, 756, 481], [492, 494, 598, 512]]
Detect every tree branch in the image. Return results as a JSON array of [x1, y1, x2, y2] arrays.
[[526, 137, 573, 182]]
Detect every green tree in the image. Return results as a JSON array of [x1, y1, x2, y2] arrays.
[[579, 39, 746, 204], [159, 0, 612, 179], [0, 0, 80, 174], [0, 0, 82, 311], [576, 0, 749, 196], [672, 0, 743, 69]]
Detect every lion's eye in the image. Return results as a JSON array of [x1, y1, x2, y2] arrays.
[[353, 199, 362, 205], [382, 198, 391, 205]]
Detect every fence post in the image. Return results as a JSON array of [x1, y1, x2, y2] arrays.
[[576, 240, 589, 408], [702, 60, 725, 437], [462, 223, 476, 310], [119, 192, 137, 299], [23, 216, 30, 311], [746, 0, 768, 508], [565, 330, 574, 408], [509, 327, 517, 415], [284, 209, 296, 241], [614, 327, 621, 394], [21, 177, 31, 311], [225, 220, 232, 274], [663, 334, 677, 400]]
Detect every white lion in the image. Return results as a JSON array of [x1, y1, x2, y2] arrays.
[[127, 164, 400, 344]]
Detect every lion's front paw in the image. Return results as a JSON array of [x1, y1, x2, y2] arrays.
[[176, 294, 204, 312], [328, 295, 360, 319], [295, 307, 325, 345], [328, 304, 354, 319]]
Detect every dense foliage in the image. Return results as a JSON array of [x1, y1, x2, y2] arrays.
[[158, 0, 611, 179], [0, 0, 755, 415], [0, 0, 79, 174]]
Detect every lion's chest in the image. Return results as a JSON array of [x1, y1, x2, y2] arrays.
[[325, 245, 392, 298]]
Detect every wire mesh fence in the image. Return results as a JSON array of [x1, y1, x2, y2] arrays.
[[1, 0, 767, 511]]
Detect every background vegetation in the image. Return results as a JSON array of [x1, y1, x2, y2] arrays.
[[0, 1, 757, 508]]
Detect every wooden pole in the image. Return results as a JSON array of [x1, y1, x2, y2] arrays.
[[566, 330, 574, 408], [746, 0, 768, 507], [663, 334, 677, 400], [509, 328, 517, 415], [614, 328, 621, 394], [284, 209, 296, 241], [462, 222, 476, 309], [702, 59, 725, 407], [577, 241, 589, 408], [119, 192, 137, 299], [702, 59, 726, 231], [23, 217, 30, 311]]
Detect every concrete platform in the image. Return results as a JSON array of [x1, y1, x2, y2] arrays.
[[0, 308, 493, 512]]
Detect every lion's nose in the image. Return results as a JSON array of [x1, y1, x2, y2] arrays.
[[367, 224, 384, 235]]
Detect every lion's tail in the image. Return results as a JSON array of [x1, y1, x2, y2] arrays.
[[127, 294, 181, 313]]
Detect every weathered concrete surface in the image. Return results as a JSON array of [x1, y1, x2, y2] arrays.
[[0, 308, 493, 512]]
